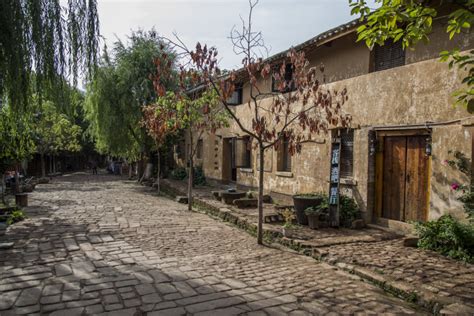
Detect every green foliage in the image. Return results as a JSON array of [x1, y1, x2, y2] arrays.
[[0, 106, 36, 170], [350, 0, 474, 108], [33, 101, 82, 156], [415, 214, 474, 263], [170, 167, 187, 180], [444, 149, 473, 220], [0, 0, 99, 111], [304, 196, 329, 216], [6, 209, 26, 225], [193, 166, 206, 186], [459, 191, 474, 220], [340, 195, 361, 228], [299, 193, 359, 227], [84, 30, 174, 161]]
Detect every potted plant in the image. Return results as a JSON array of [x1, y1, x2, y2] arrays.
[[305, 197, 329, 229], [292, 192, 326, 225], [281, 208, 296, 238]]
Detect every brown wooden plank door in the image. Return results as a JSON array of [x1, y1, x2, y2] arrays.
[[404, 136, 429, 222], [382, 136, 407, 221]]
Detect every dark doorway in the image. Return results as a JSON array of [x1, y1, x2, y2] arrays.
[[222, 138, 237, 183]]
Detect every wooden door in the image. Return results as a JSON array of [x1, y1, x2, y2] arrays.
[[382, 135, 428, 222], [382, 137, 407, 220], [405, 136, 429, 221]]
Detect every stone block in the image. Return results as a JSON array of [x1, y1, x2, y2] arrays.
[[176, 196, 189, 204], [38, 177, 50, 184], [403, 236, 419, 247], [220, 191, 246, 205], [211, 191, 221, 201], [351, 219, 366, 229], [233, 198, 258, 209]]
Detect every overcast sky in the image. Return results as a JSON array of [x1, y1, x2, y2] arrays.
[[97, 0, 374, 70]]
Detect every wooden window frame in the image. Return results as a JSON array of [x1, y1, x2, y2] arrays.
[[370, 39, 405, 72]]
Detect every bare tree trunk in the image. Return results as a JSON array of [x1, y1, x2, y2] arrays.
[[128, 161, 133, 179], [257, 144, 264, 245], [188, 129, 193, 211], [14, 163, 20, 193], [1, 173, 6, 204], [188, 156, 193, 211], [40, 153, 46, 178], [156, 150, 161, 193]]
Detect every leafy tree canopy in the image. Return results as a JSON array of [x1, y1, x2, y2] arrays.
[[84, 30, 176, 161], [0, 0, 100, 111]]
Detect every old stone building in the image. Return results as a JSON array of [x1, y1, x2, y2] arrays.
[[177, 18, 473, 231]]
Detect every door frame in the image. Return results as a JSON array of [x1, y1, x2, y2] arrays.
[[222, 137, 237, 183], [374, 129, 431, 222]]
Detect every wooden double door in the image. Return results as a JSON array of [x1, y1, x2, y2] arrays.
[[382, 135, 429, 222]]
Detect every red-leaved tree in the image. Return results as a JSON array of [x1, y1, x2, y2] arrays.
[[155, 0, 351, 244]]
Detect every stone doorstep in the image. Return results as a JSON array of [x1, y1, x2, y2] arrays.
[[160, 181, 462, 314]]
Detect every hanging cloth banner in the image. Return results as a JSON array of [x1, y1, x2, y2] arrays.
[[328, 134, 341, 227]]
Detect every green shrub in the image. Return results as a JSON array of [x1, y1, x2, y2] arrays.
[[304, 195, 329, 216], [415, 215, 474, 263], [339, 195, 361, 228], [7, 209, 26, 225], [170, 167, 187, 180], [193, 166, 206, 186], [300, 194, 360, 228], [459, 190, 474, 221]]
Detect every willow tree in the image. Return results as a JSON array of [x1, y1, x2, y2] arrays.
[[84, 31, 175, 179], [0, 106, 35, 197], [0, 0, 100, 111]]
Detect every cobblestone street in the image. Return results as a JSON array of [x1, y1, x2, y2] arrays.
[[0, 173, 425, 315]]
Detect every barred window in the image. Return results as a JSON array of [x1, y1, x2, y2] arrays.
[[340, 129, 354, 178], [373, 39, 405, 72]]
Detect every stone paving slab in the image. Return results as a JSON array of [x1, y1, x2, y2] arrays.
[[0, 173, 425, 315], [161, 178, 474, 314]]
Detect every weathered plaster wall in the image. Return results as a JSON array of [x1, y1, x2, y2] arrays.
[[193, 55, 472, 222], [185, 20, 473, 222]]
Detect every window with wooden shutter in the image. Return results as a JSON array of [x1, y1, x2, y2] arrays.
[[340, 129, 354, 178], [373, 39, 405, 72], [234, 136, 252, 168]]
